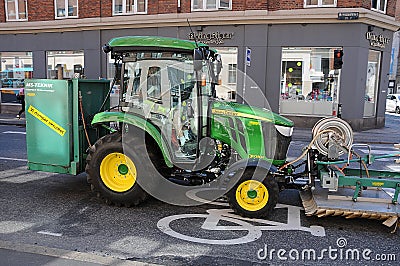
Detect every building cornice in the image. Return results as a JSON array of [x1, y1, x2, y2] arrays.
[[0, 8, 399, 34]]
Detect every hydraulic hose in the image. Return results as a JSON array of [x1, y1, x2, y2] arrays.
[[278, 129, 338, 171], [79, 91, 92, 148]]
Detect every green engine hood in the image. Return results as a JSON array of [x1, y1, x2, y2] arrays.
[[211, 101, 294, 127]]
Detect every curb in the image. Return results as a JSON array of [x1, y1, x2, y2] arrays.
[[0, 119, 26, 127]]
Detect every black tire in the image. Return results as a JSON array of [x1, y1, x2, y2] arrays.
[[226, 168, 279, 218], [86, 132, 148, 207], [396, 107, 400, 114]]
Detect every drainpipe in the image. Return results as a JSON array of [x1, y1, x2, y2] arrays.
[[177, 0, 181, 13]]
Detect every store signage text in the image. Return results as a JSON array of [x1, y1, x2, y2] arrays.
[[366, 32, 390, 48], [189, 32, 234, 45]]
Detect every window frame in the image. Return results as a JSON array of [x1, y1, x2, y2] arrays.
[[191, 0, 232, 12], [112, 0, 148, 15], [304, 0, 337, 8], [5, 0, 28, 21], [54, 0, 78, 19], [227, 63, 237, 84], [371, 0, 387, 13]]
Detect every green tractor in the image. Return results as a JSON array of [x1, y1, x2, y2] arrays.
[[24, 36, 400, 226], [85, 36, 294, 218]]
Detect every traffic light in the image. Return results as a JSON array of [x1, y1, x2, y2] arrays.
[[333, 50, 343, 69]]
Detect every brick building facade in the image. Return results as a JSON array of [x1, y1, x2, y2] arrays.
[[0, 1, 397, 22], [0, 0, 399, 130]]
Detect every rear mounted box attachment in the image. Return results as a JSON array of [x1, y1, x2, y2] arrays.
[[25, 79, 110, 175]]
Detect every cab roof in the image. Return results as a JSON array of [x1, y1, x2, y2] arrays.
[[108, 36, 208, 52]]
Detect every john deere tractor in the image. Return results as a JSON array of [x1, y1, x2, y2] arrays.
[[25, 36, 400, 226], [84, 36, 294, 218]]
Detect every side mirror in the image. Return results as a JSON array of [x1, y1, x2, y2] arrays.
[[102, 44, 111, 54], [194, 48, 203, 71]]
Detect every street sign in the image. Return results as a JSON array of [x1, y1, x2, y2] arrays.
[[338, 12, 359, 20], [246, 47, 251, 67]]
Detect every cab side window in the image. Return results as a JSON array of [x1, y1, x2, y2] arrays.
[[147, 66, 161, 101]]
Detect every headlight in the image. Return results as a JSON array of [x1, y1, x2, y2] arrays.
[[275, 124, 293, 137]]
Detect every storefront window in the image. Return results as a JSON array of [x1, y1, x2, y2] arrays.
[[280, 47, 341, 116], [0, 52, 33, 103], [364, 50, 381, 117], [46, 51, 84, 79], [212, 47, 237, 101], [5, 0, 27, 21]]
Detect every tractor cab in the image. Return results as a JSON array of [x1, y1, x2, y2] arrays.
[[103, 36, 222, 167]]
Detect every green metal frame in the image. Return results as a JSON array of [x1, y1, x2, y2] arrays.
[[319, 168, 400, 204]]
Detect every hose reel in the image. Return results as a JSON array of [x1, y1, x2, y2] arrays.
[[312, 117, 353, 159]]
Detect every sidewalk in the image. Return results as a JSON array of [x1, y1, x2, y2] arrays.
[[0, 112, 398, 144], [292, 113, 400, 144], [0, 113, 26, 126]]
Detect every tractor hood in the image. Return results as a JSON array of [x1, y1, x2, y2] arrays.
[[211, 100, 294, 128]]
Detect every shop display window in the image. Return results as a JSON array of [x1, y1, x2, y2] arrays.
[[0, 52, 33, 103], [46, 50, 84, 79], [364, 50, 381, 117], [280, 47, 342, 116], [211, 47, 237, 101]]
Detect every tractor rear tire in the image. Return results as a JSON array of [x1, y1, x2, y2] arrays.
[[86, 132, 148, 207], [227, 168, 279, 218]]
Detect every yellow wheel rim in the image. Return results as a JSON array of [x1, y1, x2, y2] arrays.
[[236, 180, 269, 211], [100, 152, 137, 192]]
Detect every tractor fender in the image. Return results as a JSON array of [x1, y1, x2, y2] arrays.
[[91, 111, 173, 167], [218, 158, 278, 191]]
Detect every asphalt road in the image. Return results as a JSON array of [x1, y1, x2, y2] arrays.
[[0, 117, 399, 265]]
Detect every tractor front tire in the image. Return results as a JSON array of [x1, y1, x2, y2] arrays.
[[227, 168, 279, 218], [86, 132, 148, 207]]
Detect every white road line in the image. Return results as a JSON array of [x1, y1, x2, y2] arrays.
[[387, 165, 400, 172], [37, 231, 63, 237], [0, 240, 151, 265], [359, 149, 398, 154], [2, 131, 26, 135], [0, 157, 27, 162], [386, 112, 400, 117]]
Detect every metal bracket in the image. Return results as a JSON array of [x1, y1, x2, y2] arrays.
[[347, 144, 372, 165], [322, 168, 338, 192]]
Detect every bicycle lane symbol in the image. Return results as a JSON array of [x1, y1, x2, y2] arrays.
[[157, 201, 326, 245]]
